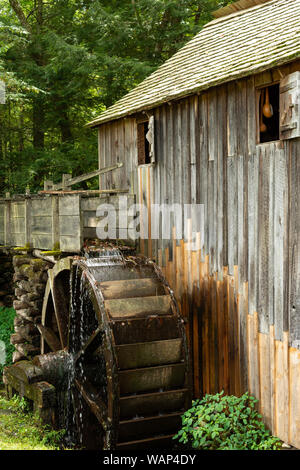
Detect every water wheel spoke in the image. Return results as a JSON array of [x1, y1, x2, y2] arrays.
[[36, 324, 61, 352], [74, 328, 103, 363], [74, 378, 108, 431], [49, 272, 69, 348]]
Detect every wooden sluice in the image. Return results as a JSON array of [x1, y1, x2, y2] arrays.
[[0, 191, 135, 253]]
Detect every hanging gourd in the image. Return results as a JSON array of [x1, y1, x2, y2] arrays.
[[262, 87, 274, 118], [260, 89, 267, 133]]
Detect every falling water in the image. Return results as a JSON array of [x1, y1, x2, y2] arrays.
[[57, 353, 75, 448], [60, 263, 80, 448], [62, 247, 122, 449], [84, 249, 123, 267]]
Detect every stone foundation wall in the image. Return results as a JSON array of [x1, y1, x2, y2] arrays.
[[0, 250, 14, 308], [11, 255, 52, 363]]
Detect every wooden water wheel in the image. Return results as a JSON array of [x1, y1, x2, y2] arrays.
[[35, 250, 191, 450]]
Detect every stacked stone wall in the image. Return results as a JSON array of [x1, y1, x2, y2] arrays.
[[0, 250, 14, 307], [11, 255, 52, 362]]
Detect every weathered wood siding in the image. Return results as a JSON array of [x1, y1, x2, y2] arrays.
[[97, 62, 300, 447], [0, 194, 135, 253], [81, 194, 135, 242], [0, 202, 5, 245], [31, 197, 59, 250], [0, 197, 59, 250], [98, 119, 137, 194]]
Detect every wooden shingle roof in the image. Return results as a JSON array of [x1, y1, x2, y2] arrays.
[[88, 0, 300, 127]]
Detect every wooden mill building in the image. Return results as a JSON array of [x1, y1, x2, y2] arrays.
[[87, 0, 300, 448]]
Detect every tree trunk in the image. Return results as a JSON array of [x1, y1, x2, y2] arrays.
[[60, 113, 73, 143], [0, 108, 4, 162], [55, 104, 73, 143], [33, 101, 45, 150], [9, 0, 32, 33], [18, 108, 25, 152]]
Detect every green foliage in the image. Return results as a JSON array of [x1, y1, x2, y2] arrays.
[[0, 307, 16, 380], [1, 134, 99, 194], [174, 391, 282, 450], [0, 393, 66, 450]]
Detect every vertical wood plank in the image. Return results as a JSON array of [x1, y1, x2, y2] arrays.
[[208, 88, 217, 161], [190, 97, 197, 206], [217, 88, 226, 277], [268, 144, 275, 327], [223, 267, 230, 394], [247, 152, 259, 315], [274, 145, 289, 341], [289, 140, 300, 349], [269, 325, 276, 434], [247, 76, 257, 155], [275, 332, 289, 443], [216, 278, 224, 391], [228, 276, 236, 394], [199, 93, 208, 261], [259, 332, 272, 429], [237, 155, 244, 283], [227, 156, 238, 275], [227, 82, 237, 157], [289, 348, 300, 448], [192, 249, 200, 398], [257, 144, 270, 334], [239, 281, 249, 394], [208, 159, 215, 275], [247, 312, 260, 401]]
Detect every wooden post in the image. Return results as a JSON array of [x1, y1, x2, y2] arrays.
[[58, 194, 83, 252], [25, 197, 32, 248], [4, 199, 11, 246], [51, 196, 60, 250], [44, 180, 54, 191], [62, 174, 72, 190]]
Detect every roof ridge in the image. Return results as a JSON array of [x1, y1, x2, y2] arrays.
[[212, 0, 273, 20], [204, 0, 292, 29]]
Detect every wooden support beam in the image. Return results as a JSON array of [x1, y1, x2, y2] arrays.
[[39, 189, 129, 195], [52, 163, 124, 191]]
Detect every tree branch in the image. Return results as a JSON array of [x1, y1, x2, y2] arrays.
[[194, 5, 203, 25], [9, 0, 32, 34], [26, 7, 38, 21], [37, 0, 43, 26], [131, 0, 143, 29]]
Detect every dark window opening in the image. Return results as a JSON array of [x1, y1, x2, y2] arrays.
[[137, 121, 151, 165], [258, 84, 280, 143]]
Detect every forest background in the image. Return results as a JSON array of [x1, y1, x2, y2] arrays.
[[0, 0, 232, 194]]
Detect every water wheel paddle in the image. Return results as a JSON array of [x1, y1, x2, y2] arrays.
[[35, 250, 191, 450]]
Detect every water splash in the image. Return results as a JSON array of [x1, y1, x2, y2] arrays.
[[59, 247, 131, 449]]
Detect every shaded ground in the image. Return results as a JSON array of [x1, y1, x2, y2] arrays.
[[0, 387, 64, 450]]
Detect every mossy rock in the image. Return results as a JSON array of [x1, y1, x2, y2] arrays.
[[17, 264, 32, 277], [30, 259, 49, 272], [13, 256, 32, 268], [18, 265, 45, 283]]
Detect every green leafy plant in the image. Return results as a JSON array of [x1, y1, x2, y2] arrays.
[[174, 391, 282, 450], [0, 307, 16, 381]]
